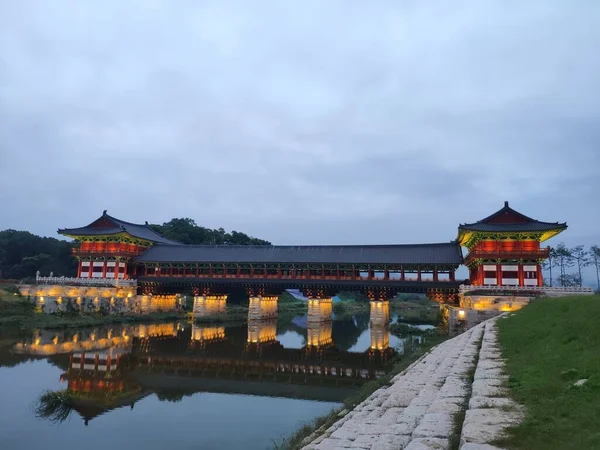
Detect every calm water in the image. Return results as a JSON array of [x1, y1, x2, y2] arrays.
[[0, 313, 405, 450]]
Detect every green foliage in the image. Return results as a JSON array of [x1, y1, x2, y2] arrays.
[[150, 218, 271, 245], [34, 390, 75, 423], [497, 296, 600, 449], [389, 322, 440, 337], [0, 230, 77, 279]]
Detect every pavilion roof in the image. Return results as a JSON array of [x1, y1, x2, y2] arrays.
[[135, 242, 463, 266], [58, 211, 179, 245], [457, 201, 567, 243]]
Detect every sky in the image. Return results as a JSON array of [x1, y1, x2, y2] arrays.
[[1, 1, 599, 263]]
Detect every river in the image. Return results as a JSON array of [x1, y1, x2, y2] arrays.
[[0, 313, 407, 450]]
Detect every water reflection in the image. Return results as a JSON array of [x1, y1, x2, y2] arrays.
[[7, 314, 401, 427]]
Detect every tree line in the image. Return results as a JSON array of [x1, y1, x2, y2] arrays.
[[149, 218, 271, 245], [0, 218, 270, 279], [543, 243, 600, 290]]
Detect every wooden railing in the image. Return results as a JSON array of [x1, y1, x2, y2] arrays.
[[141, 272, 459, 282]]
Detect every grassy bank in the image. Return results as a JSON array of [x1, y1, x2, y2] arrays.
[[497, 295, 600, 450], [275, 331, 448, 450]]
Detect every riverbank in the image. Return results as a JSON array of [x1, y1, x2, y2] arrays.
[[496, 295, 600, 450], [275, 327, 448, 449]]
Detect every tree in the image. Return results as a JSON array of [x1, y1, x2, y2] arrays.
[[552, 243, 573, 287], [557, 273, 582, 288], [150, 218, 271, 246], [542, 246, 556, 287], [570, 245, 590, 287], [590, 245, 600, 292], [0, 230, 77, 279]]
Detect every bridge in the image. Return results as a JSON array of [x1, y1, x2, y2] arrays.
[[134, 242, 464, 303]]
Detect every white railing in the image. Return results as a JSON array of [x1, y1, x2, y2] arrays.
[[35, 273, 137, 287], [459, 284, 594, 296]]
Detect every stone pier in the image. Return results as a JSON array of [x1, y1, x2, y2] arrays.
[[248, 295, 278, 320], [308, 298, 333, 322], [301, 317, 520, 450], [192, 295, 227, 316]]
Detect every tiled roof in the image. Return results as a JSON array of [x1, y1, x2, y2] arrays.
[[58, 212, 179, 245], [135, 242, 463, 265], [458, 201, 566, 233], [458, 222, 566, 232]]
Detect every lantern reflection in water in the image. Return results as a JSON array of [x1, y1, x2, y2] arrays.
[[247, 318, 277, 344], [191, 324, 226, 342], [307, 319, 333, 347], [370, 324, 390, 351]]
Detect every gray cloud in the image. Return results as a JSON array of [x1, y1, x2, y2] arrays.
[[0, 0, 598, 278]]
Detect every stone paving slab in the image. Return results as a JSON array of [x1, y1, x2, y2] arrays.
[[301, 318, 521, 450], [459, 319, 523, 450], [302, 323, 488, 450]]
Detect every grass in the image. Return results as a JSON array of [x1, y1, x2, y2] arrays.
[[193, 305, 250, 325], [390, 299, 440, 325], [496, 295, 600, 450], [273, 333, 449, 450], [332, 300, 369, 318]]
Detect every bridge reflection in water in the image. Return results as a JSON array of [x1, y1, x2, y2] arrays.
[[17, 307, 401, 425]]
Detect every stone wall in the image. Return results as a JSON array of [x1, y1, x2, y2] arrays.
[[459, 294, 530, 312], [17, 284, 185, 315], [441, 304, 502, 336]]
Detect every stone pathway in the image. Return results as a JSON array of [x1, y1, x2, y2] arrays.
[[300, 318, 522, 450], [459, 320, 523, 449]]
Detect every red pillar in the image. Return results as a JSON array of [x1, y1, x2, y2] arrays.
[[114, 261, 119, 279], [102, 261, 107, 279], [496, 264, 503, 286], [450, 270, 455, 282], [77, 262, 82, 278], [417, 270, 422, 282], [401, 269, 405, 281], [433, 268, 438, 282], [88, 262, 93, 279], [478, 265, 484, 285], [537, 264, 543, 287], [518, 264, 524, 287]]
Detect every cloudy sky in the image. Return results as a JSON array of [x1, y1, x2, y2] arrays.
[[1, 1, 599, 256]]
